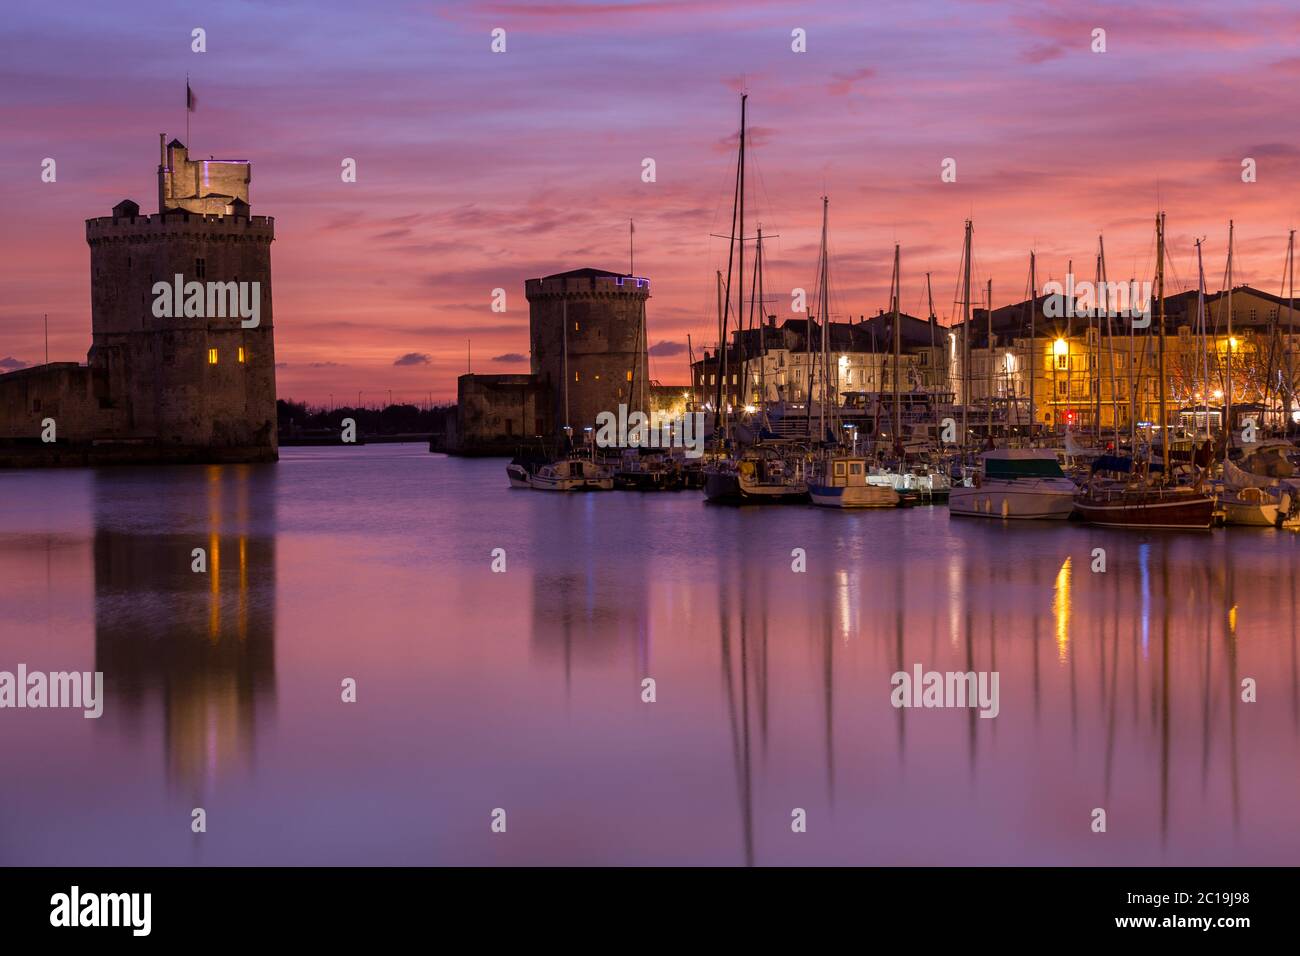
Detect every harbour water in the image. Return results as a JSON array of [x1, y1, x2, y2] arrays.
[[1, 443, 1297, 865]]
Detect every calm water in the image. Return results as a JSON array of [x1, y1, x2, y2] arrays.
[[1, 444, 1298, 865]]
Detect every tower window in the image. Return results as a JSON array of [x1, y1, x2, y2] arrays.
[[208, 348, 218, 365], [238, 347, 247, 363], [574, 371, 580, 382], [574, 322, 580, 332], [626, 370, 632, 381], [196, 258, 206, 279]]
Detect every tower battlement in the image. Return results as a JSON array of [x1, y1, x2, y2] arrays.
[[525, 271, 650, 300], [86, 211, 274, 243]]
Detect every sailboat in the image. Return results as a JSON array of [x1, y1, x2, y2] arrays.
[[1074, 213, 1216, 529], [702, 94, 810, 504], [799, 196, 895, 509]]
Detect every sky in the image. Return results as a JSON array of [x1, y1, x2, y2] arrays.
[[3, 0, 1300, 404]]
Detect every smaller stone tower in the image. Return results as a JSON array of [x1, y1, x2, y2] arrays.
[[525, 268, 650, 438]]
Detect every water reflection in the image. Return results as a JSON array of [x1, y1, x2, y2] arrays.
[[3, 449, 1299, 864], [92, 465, 277, 797]]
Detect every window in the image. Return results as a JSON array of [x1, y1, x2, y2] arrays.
[[238, 347, 247, 363], [1057, 381, 1066, 396], [849, 462, 863, 476], [834, 462, 846, 477], [626, 370, 632, 381], [574, 322, 580, 332], [574, 371, 580, 382], [1056, 355, 1068, 370], [196, 258, 206, 279], [207, 348, 218, 365], [709, 374, 715, 385]]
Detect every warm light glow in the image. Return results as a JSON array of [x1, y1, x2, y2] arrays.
[[207, 348, 218, 365], [1053, 556, 1072, 663], [237, 346, 246, 363], [1004, 351, 1016, 373], [1229, 337, 1239, 350], [1052, 337, 1068, 357], [743, 404, 757, 413], [1213, 389, 1223, 400]]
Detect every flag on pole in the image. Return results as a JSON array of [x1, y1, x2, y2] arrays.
[[187, 82, 196, 112]]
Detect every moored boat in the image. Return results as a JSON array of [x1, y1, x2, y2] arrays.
[[809, 455, 900, 508], [703, 450, 809, 504], [1073, 483, 1216, 529], [528, 457, 613, 491], [948, 448, 1077, 519]]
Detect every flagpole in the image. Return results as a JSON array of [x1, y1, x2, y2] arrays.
[[186, 73, 190, 146]]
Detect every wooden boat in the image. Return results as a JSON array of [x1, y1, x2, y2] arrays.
[[1073, 483, 1215, 529], [809, 455, 900, 508], [948, 448, 1077, 519]]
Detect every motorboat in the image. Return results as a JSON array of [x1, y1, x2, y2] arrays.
[[948, 448, 1077, 520]]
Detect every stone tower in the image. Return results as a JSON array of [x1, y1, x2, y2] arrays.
[[525, 268, 650, 438], [83, 137, 277, 459]]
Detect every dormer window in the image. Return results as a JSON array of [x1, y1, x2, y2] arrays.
[[196, 258, 206, 279]]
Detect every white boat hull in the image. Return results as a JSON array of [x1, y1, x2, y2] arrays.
[[948, 480, 1076, 520]]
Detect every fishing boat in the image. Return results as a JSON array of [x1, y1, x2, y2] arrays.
[[703, 449, 809, 504], [948, 448, 1077, 519], [528, 456, 613, 491], [809, 455, 900, 508]]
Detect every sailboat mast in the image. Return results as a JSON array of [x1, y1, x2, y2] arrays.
[[1225, 219, 1234, 449], [1093, 240, 1102, 440], [1288, 230, 1297, 431], [1196, 239, 1210, 442], [985, 278, 993, 441], [737, 94, 746, 427], [1028, 252, 1037, 441], [818, 196, 829, 444], [1101, 236, 1118, 444], [1157, 212, 1169, 477], [756, 228, 766, 416], [961, 220, 972, 448], [892, 244, 902, 448]]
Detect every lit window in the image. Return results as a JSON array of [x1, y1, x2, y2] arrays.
[[239, 346, 248, 363], [208, 348, 218, 365], [626, 370, 633, 381], [574, 372, 580, 382], [574, 322, 580, 332], [594, 373, 600, 380]]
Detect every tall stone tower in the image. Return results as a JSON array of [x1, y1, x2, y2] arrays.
[[84, 137, 277, 459], [525, 268, 650, 438]]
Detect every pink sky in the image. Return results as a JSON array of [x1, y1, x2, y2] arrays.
[[3, 0, 1299, 403]]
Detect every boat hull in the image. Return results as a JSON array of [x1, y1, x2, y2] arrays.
[[704, 470, 809, 504], [809, 483, 900, 509], [1073, 492, 1216, 529], [948, 481, 1076, 520]]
